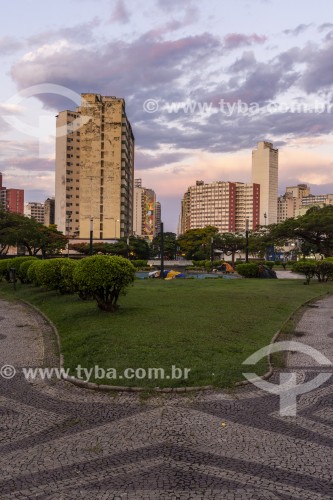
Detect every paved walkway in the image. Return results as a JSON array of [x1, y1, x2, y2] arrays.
[[0, 297, 332, 499]]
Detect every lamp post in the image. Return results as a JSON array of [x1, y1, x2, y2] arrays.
[[210, 236, 214, 263], [245, 217, 249, 263], [66, 217, 70, 258], [89, 217, 93, 256], [160, 222, 164, 279]]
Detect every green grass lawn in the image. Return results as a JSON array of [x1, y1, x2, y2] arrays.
[[0, 278, 331, 388]]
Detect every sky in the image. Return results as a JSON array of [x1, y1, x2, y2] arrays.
[[0, 0, 332, 232]]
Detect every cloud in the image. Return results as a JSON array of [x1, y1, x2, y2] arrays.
[[135, 150, 189, 169], [110, 0, 130, 24], [223, 33, 267, 50], [228, 51, 257, 73], [301, 40, 333, 92], [26, 19, 101, 46], [0, 36, 22, 55], [283, 24, 313, 36], [318, 23, 333, 32]]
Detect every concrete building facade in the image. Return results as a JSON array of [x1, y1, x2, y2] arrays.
[[0, 173, 24, 214], [24, 202, 45, 223], [55, 94, 134, 239], [133, 179, 157, 240], [6, 189, 24, 214], [79, 94, 134, 239], [235, 182, 260, 232], [155, 201, 161, 235], [44, 197, 55, 226], [180, 180, 260, 234], [55, 110, 81, 236], [277, 184, 311, 223], [180, 181, 236, 234], [251, 141, 278, 225]]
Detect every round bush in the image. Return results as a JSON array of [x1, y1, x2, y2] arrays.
[[73, 255, 136, 311], [0, 259, 14, 281], [35, 259, 64, 290], [236, 263, 259, 278], [27, 260, 46, 286], [18, 259, 38, 283], [59, 259, 78, 294], [292, 261, 316, 284], [14, 257, 38, 283]]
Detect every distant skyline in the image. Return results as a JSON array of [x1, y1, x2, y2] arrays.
[[0, 0, 332, 232]]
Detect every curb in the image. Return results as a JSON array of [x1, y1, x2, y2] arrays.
[[15, 291, 332, 394]]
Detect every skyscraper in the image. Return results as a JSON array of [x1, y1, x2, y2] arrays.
[[79, 94, 134, 239], [55, 93, 134, 239], [251, 141, 278, 225], [44, 197, 55, 226], [55, 110, 81, 236]]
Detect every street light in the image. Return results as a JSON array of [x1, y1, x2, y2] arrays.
[[89, 217, 93, 256], [66, 217, 70, 257], [160, 222, 164, 279], [245, 217, 249, 263], [210, 236, 214, 263]]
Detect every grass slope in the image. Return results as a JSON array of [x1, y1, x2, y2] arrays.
[[0, 279, 331, 388]]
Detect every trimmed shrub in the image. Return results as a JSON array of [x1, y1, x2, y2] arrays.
[[130, 260, 148, 269], [35, 258, 64, 290], [73, 255, 136, 312], [236, 263, 259, 278], [27, 260, 45, 286], [18, 259, 38, 284], [59, 259, 78, 294], [315, 260, 333, 282], [292, 261, 316, 284], [0, 259, 14, 281], [14, 257, 38, 283]]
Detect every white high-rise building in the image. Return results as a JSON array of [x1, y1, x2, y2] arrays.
[[251, 141, 278, 226]]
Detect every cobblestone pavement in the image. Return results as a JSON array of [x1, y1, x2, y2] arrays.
[[0, 296, 332, 499]]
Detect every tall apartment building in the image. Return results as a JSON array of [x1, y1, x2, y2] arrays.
[[235, 182, 260, 232], [44, 197, 55, 226], [301, 193, 333, 206], [252, 141, 278, 225], [79, 94, 134, 239], [277, 184, 310, 223], [55, 93, 134, 239], [0, 173, 24, 214], [180, 181, 236, 234], [155, 201, 161, 235], [133, 179, 157, 240], [24, 202, 45, 223], [0, 173, 6, 210], [180, 180, 260, 234], [55, 110, 81, 236]]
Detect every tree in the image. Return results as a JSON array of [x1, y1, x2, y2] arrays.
[[0, 211, 67, 256], [73, 255, 136, 312], [150, 232, 177, 259], [177, 227, 218, 260], [268, 206, 333, 258], [69, 237, 150, 260], [214, 233, 245, 265], [0, 210, 24, 254]]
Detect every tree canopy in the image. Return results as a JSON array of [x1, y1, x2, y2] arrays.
[[177, 227, 218, 260], [0, 211, 67, 256], [267, 205, 333, 257]]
